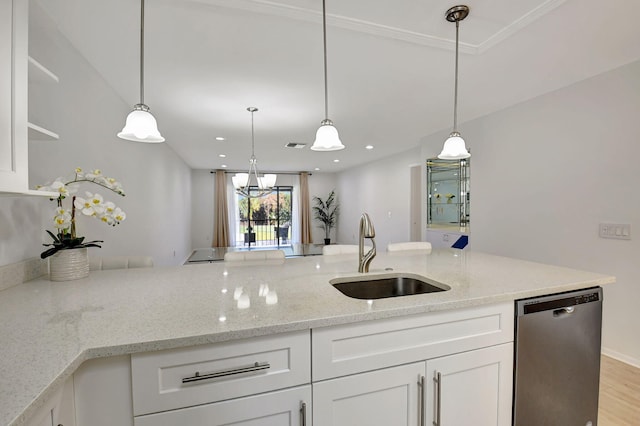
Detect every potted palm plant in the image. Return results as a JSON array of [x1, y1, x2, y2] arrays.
[[312, 190, 339, 245]]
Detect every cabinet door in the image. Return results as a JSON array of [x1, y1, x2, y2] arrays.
[[425, 343, 513, 426], [313, 362, 423, 426], [134, 385, 310, 426], [0, 0, 29, 193]]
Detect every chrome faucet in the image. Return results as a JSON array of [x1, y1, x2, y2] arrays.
[[358, 213, 376, 273]]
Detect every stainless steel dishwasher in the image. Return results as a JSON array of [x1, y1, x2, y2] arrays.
[[513, 287, 603, 426]]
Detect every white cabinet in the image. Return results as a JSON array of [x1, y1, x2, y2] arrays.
[[63, 305, 515, 426], [425, 343, 514, 426], [0, 0, 56, 195], [25, 377, 75, 426], [312, 303, 514, 426], [135, 385, 310, 426], [130, 331, 311, 424], [313, 362, 423, 426], [0, 0, 29, 194]]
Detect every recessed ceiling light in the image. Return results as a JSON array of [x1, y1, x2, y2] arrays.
[[365, 145, 374, 150], [314, 167, 320, 171], [219, 154, 226, 158], [221, 164, 227, 168], [333, 159, 340, 163], [215, 137, 225, 141]]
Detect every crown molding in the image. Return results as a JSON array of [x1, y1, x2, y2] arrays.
[[189, 0, 567, 55]]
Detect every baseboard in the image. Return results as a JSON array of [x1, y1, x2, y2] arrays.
[[602, 347, 640, 368]]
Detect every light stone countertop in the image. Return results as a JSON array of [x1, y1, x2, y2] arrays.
[[0, 249, 614, 426]]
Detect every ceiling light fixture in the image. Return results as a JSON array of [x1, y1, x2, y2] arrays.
[[310, 0, 344, 151], [232, 107, 276, 198], [438, 5, 471, 160], [118, 0, 164, 143]]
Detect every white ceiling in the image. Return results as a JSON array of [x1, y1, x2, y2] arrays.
[[36, 0, 640, 173]]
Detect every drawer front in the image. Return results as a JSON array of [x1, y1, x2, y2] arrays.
[[131, 330, 310, 416], [134, 385, 311, 426], [312, 302, 513, 380]]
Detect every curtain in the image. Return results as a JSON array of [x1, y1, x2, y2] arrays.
[[212, 170, 230, 247], [299, 172, 312, 244]]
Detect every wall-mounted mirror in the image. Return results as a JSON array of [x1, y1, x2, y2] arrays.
[[426, 158, 469, 228]]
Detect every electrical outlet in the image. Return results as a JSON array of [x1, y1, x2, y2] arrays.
[[599, 223, 631, 240]]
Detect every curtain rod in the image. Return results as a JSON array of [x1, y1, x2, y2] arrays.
[[210, 170, 312, 176]]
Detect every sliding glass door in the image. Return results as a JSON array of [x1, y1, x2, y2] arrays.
[[235, 186, 293, 248]]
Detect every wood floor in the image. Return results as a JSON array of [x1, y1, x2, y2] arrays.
[[599, 355, 640, 425]]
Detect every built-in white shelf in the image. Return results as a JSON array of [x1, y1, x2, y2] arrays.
[[1, 189, 58, 197], [28, 56, 59, 83], [27, 56, 60, 141], [28, 122, 59, 141]]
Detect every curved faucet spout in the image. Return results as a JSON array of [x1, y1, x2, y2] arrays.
[[358, 213, 376, 273]]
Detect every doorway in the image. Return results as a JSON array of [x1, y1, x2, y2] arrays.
[[235, 186, 293, 248]]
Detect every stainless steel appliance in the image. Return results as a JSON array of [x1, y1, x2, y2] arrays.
[[514, 287, 602, 426]]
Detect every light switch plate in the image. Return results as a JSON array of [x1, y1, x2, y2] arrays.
[[599, 223, 631, 240]]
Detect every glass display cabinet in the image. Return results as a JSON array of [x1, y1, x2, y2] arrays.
[[426, 158, 470, 227]]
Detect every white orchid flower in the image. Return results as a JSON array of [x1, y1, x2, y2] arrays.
[[99, 213, 114, 225], [51, 180, 69, 197], [53, 210, 72, 230], [103, 201, 115, 214], [74, 192, 104, 216], [38, 168, 126, 254], [113, 207, 126, 223], [85, 169, 102, 180]]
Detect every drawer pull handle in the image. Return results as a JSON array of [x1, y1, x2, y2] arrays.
[[300, 401, 307, 426], [419, 375, 425, 426], [433, 371, 441, 426], [182, 361, 271, 383]]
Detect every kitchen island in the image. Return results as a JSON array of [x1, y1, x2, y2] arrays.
[[0, 249, 614, 425]]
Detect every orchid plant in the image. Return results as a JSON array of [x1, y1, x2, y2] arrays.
[[37, 168, 126, 259]]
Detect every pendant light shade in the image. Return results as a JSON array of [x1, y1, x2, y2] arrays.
[[118, 0, 164, 143], [311, 0, 344, 152], [439, 132, 469, 160], [438, 5, 470, 160], [233, 107, 276, 198], [312, 119, 344, 151], [118, 104, 164, 143]]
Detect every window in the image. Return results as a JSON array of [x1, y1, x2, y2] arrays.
[[234, 186, 293, 248]]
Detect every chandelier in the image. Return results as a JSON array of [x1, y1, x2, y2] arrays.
[[232, 107, 277, 197]]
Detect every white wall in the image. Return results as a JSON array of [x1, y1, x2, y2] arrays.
[[334, 147, 421, 249], [0, 4, 192, 268], [190, 170, 215, 249], [421, 59, 640, 366]]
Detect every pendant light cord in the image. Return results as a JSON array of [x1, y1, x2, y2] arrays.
[[453, 19, 459, 132], [322, 0, 329, 120], [250, 108, 256, 157], [140, 0, 145, 105]]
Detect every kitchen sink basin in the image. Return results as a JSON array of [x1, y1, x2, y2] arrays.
[[330, 273, 450, 300]]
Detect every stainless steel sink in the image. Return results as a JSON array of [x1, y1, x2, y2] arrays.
[[330, 273, 450, 300]]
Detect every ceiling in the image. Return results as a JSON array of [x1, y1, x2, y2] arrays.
[[35, 0, 640, 173]]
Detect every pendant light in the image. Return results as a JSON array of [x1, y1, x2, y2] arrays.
[[118, 0, 164, 143], [310, 0, 344, 151], [438, 5, 470, 160], [232, 107, 277, 198]]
